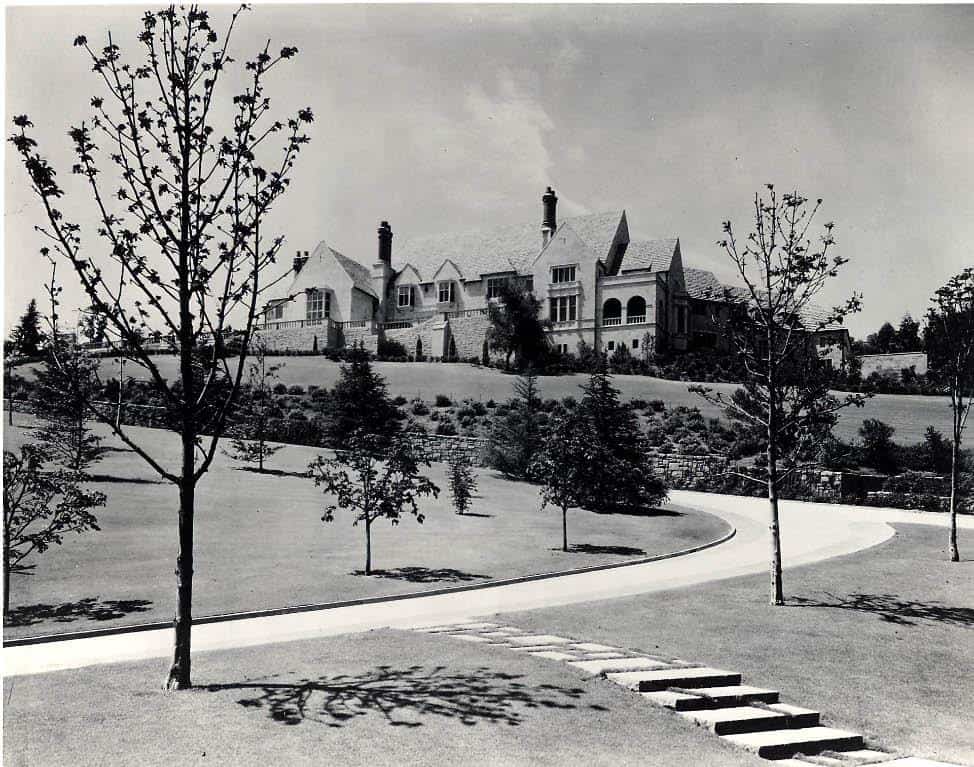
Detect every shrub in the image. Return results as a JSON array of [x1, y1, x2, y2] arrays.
[[629, 398, 648, 410], [485, 399, 496, 409], [436, 419, 458, 436], [288, 385, 305, 396], [393, 395, 408, 406], [272, 382, 288, 395], [859, 418, 899, 474], [434, 394, 452, 407], [377, 338, 408, 359], [649, 399, 666, 413], [411, 400, 430, 416]]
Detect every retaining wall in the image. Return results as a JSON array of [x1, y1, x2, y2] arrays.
[[406, 433, 490, 466]]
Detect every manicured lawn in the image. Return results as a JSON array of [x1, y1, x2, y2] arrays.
[[2, 422, 729, 639], [2, 627, 765, 767], [496, 523, 974, 765], [17, 356, 950, 443]]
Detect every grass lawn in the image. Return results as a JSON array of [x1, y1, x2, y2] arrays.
[[2, 422, 729, 639], [496, 523, 974, 765], [2, 627, 766, 767], [32, 356, 953, 443]]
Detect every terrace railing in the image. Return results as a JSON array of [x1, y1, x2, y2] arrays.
[[626, 315, 647, 325], [603, 316, 622, 327]]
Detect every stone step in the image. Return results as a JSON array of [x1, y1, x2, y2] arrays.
[[766, 703, 821, 728], [836, 749, 895, 762], [569, 657, 671, 675], [529, 650, 578, 661], [722, 726, 863, 760], [680, 705, 793, 735], [866, 760, 968, 767], [571, 642, 622, 653], [643, 684, 780, 711], [608, 666, 742, 692], [505, 634, 573, 646]]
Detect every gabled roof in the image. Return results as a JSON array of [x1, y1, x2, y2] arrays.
[[332, 250, 377, 299], [293, 241, 377, 299], [683, 268, 730, 301], [393, 211, 625, 281], [618, 238, 679, 273], [686, 267, 846, 332]]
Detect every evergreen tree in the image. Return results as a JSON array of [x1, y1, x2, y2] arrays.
[[223, 342, 285, 472], [487, 370, 543, 480], [33, 340, 106, 474], [324, 344, 400, 448], [576, 368, 667, 512], [9, 299, 45, 358], [448, 451, 478, 515]]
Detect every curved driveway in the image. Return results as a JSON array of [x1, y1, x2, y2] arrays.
[[5, 493, 971, 677]]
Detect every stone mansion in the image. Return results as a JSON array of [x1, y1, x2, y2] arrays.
[[258, 188, 850, 366]]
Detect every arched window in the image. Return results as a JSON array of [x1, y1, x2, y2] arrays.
[[603, 298, 622, 326], [626, 296, 646, 324]]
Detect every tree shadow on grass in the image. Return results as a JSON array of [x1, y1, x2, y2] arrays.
[[351, 567, 491, 583], [233, 466, 309, 479], [4, 597, 153, 627], [205, 665, 586, 727], [552, 544, 647, 556], [86, 473, 165, 485], [790, 592, 974, 628], [455, 512, 493, 518], [586, 506, 682, 518]]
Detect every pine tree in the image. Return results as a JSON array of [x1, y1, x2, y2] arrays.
[[576, 367, 668, 512], [9, 299, 45, 358], [325, 344, 400, 448], [487, 370, 543, 480], [448, 451, 478, 515], [223, 342, 285, 472], [33, 341, 105, 475]]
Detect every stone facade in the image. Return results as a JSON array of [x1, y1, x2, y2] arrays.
[[859, 351, 928, 377], [255, 321, 336, 353], [648, 451, 730, 485]]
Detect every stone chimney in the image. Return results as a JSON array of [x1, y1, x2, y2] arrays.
[[378, 221, 393, 264], [293, 249, 309, 274], [542, 186, 558, 246]]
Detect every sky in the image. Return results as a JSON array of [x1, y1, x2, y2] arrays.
[[5, 3, 974, 339]]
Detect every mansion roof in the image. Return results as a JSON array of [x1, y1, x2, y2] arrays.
[[618, 238, 679, 274], [294, 241, 377, 299], [393, 210, 625, 282]]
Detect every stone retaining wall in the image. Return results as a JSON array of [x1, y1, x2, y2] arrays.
[[648, 452, 729, 484], [407, 433, 490, 466], [384, 315, 448, 360], [256, 324, 336, 353]]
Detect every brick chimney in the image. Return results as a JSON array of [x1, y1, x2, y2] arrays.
[[542, 186, 558, 246], [378, 221, 393, 264], [293, 249, 309, 274]]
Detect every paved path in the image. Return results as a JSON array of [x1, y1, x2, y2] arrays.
[[5, 493, 971, 677]]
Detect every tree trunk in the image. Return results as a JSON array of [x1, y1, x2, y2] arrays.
[[165, 436, 196, 690], [562, 505, 568, 552], [766, 340, 784, 606], [365, 515, 372, 575], [258, 435, 264, 473], [3, 530, 10, 619], [948, 430, 960, 562]]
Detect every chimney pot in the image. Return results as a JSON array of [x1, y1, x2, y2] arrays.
[[378, 220, 393, 264], [542, 186, 558, 245]]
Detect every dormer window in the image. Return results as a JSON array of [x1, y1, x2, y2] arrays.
[[552, 265, 576, 284], [437, 281, 456, 304], [486, 277, 508, 300], [398, 285, 415, 308]]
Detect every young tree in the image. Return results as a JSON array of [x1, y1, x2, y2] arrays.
[[691, 186, 867, 605], [324, 344, 400, 448], [486, 280, 550, 369], [9, 299, 46, 358], [897, 314, 922, 353], [487, 370, 544, 480], [926, 267, 974, 562], [33, 339, 106, 474], [532, 410, 594, 552], [309, 433, 439, 574], [3, 444, 105, 618], [447, 451, 478, 515], [575, 367, 667, 512], [9, 6, 312, 688], [223, 340, 285, 472]]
